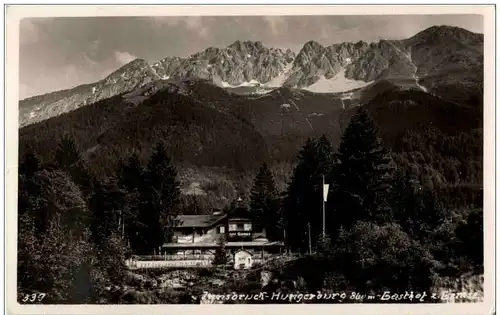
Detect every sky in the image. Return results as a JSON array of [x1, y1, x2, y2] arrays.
[[19, 15, 483, 99]]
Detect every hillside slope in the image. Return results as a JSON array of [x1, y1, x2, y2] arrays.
[[20, 79, 482, 175], [19, 87, 270, 174]]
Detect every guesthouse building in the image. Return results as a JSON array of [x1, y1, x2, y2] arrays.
[[162, 205, 284, 258]]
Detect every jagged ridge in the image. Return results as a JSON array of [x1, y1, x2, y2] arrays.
[[19, 25, 483, 127]]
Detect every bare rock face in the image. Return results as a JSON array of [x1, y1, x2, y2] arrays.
[[19, 25, 483, 127], [19, 58, 161, 127], [152, 40, 296, 86], [284, 40, 371, 87]]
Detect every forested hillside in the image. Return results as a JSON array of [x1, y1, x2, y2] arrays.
[[18, 105, 483, 303]]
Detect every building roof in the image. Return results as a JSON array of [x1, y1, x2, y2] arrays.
[[176, 214, 227, 228], [162, 241, 284, 248]]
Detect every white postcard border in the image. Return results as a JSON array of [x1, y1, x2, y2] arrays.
[[4, 4, 496, 315]]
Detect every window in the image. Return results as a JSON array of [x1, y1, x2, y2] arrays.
[[244, 223, 252, 231], [219, 226, 225, 234], [237, 223, 244, 230], [229, 224, 237, 231]]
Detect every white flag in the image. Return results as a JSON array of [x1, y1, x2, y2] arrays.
[[323, 184, 330, 202]]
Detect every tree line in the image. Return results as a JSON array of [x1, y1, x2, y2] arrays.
[[17, 107, 483, 303], [249, 108, 483, 295], [18, 136, 183, 302]]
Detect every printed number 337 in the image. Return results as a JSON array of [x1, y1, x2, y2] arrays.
[[21, 293, 46, 303]]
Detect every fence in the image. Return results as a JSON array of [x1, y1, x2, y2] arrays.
[[134, 254, 215, 261], [133, 253, 279, 261], [127, 253, 297, 269], [126, 259, 212, 269]]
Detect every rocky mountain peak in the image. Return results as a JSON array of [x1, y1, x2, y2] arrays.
[[302, 40, 325, 53], [228, 40, 265, 51], [19, 25, 483, 127], [106, 58, 151, 77], [408, 25, 483, 45]]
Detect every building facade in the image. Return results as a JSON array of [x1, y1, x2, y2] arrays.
[[163, 206, 284, 258]]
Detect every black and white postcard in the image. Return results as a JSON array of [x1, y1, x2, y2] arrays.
[[4, 4, 496, 315]]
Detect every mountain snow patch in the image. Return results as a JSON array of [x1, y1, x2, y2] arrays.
[[220, 79, 262, 88], [220, 81, 232, 88], [240, 79, 261, 87], [264, 62, 294, 88], [303, 69, 373, 93]]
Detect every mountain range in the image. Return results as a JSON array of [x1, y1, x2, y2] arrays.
[[19, 25, 483, 127], [18, 25, 484, 202]]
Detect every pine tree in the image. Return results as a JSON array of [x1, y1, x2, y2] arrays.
[[250, 163, 281, 241], [54, 134, 81, 169], [330, 108, 394, 230], [19, 148, 41, 177], [391, 168, 424, 239], [18, 150, 43, 218], [89, 178, 128, 245], [316, 134, 334, 175], [118, 152, 144, 192], [283, 135, 334, 252], [118, 152, 144, 246], [53, 135, 94, 198], [134, 141, 181, 254]]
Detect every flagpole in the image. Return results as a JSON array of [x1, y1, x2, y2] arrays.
[[322, 174, 326, 236]]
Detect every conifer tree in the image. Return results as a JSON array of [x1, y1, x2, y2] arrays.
[[118, 152, 144, 192], [390, 166, 450, 243], [18, 150, 43, 218], [134, 141, 181, 254], [89, 178, 128, 244], [283, 135, 334, 252], [54, 135, 94, 198], [330, 108, 394, 230], [118, 152, 144, 246], [250, 163, 281, 240], [19, 148, 41, 177], [54, 134, 81, 169]]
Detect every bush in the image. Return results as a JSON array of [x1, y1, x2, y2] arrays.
[[212, 236, 229, 266]]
